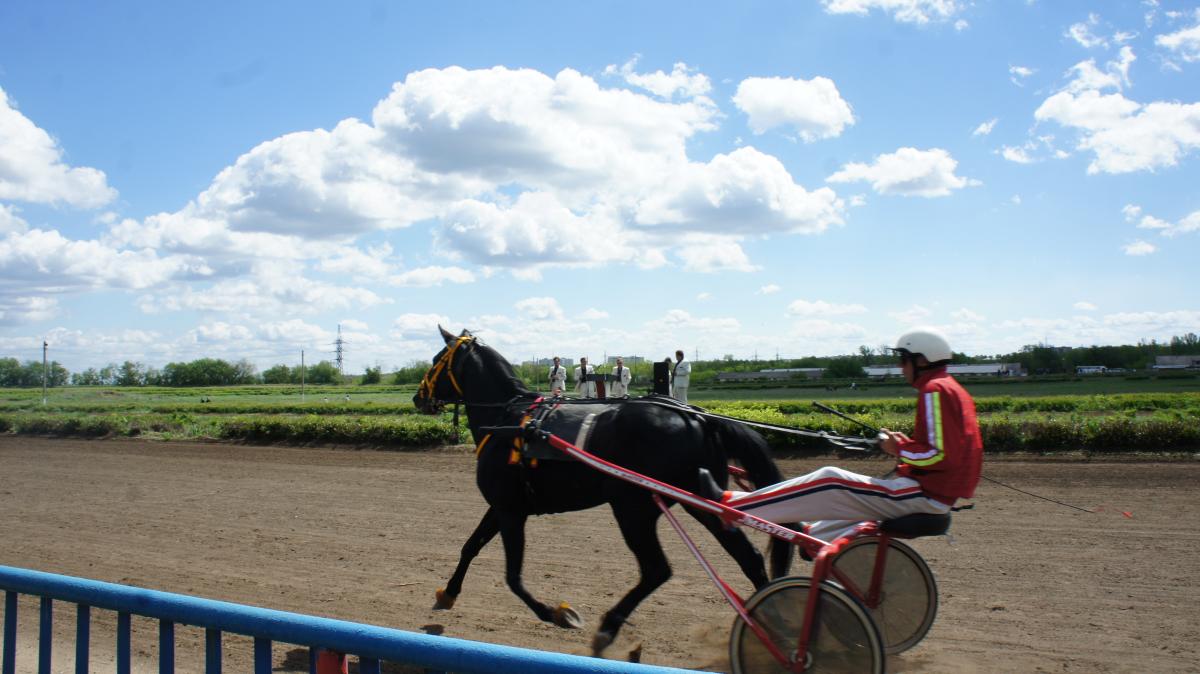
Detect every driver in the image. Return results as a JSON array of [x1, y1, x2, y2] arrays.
[[712, 327, 983, 542]]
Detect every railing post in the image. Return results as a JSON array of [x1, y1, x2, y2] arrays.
[[205, 628, 222, 674], [38, 597, 52, 674], [3, 592, 16, 674], [253, 637, 271, 674], [116, 611, 130, 674], [76, 604, 90, 674], [159, 619, 175, 674]]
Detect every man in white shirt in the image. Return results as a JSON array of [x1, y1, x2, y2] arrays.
[[574, 357, 596, 398], [609, 357, 632, 397], [671, 350, 691, 403], [548, 356, 567, 395]]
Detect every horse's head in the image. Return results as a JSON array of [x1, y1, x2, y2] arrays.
[[412, 326, 478, 414]]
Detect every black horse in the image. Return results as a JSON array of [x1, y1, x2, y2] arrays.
[[413, 327, 793, 656]]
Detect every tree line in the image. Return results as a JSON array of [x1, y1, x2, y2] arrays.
[[3, 332, 1196, 388]]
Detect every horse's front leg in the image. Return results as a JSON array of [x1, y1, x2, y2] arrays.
[[497, 510, 583, 629], [434, 506, 500, 610], [592, 496, 672, 658]]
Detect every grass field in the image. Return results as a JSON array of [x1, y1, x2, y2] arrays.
[[1, 376, 1198, 453]]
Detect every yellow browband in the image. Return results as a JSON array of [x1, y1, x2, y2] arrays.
[[417, 335, 474, 402]]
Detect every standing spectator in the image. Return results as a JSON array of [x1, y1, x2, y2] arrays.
[[574, 357, 596, 398], [672, 350, 691, 403], [548, 356, 567, 395], [610, 357, 632, 397]]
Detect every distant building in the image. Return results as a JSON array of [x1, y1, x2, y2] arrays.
[[716, 368, 824, 382], [532, 357, 574, 367], [605, 356, 646, 365], [1076, 365, 1107, 375], [1154, 355, 1200, 370], [866, 363, 1025, 379]]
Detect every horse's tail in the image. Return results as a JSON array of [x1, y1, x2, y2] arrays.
[[708, 419, 794, 579]]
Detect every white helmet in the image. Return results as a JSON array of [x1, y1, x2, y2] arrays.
[[893, 327, 953, 364]]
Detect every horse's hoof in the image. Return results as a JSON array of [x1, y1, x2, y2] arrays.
[[552, 602, 583, 629], [591, 630, 615, 657], [433, 588, 456, 610]]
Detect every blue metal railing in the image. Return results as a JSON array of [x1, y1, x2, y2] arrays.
[[0, 565, 698, 674]]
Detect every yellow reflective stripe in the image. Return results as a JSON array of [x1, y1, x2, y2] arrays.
[[905, 391, 946, 467], [933, 391, 944, 451]]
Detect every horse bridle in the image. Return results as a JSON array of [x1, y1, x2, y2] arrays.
[[417, 334, 475, 407]]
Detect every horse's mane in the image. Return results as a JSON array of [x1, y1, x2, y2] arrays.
[[476, 341, 534, 398]]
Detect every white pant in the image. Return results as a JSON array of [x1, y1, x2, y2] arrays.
[[673, 385, 689, 403], [725, 466, 949, 542]]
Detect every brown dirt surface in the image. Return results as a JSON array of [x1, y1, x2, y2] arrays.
[[1, 436, 1198, 673]]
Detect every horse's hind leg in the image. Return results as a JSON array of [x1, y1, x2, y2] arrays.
[[496, 510, 583, 629], [592, 497, 672, 658], [434, 507, 500, 610]]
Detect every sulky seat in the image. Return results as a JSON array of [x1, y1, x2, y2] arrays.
[[879, 512, 951, 538]]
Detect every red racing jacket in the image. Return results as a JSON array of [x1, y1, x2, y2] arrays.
[[895, 367, 983, 505]]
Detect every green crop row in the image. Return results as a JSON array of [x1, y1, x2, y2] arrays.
[[705, 406, 1200, 453], [216, 415, 455, 446], [0, 401, 422, 416], [0, 412, 456, 448], [705, 392, 1200, 416]]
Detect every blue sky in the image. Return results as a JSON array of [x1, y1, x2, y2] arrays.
[[1, 1, 1198, 373]]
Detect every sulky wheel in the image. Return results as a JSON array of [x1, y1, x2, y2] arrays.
[[729, 575, 884, 674], [829, 537, 937, 654]]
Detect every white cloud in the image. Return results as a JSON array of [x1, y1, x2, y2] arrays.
[[581, 308, 610, 320], [827, 147, 979, 197], [1067, 13, 1108, 49], [1010, 194, 1022, 205], [954, 19, 969, 31], [951, 308, 985, 322], [0, 296, 59, 326], [391, 313, 453, 340], [256, 319, 329, 344], [732, 76, 855, 140], [1122, 203, 1142, 221], [676, 236, 760, 273], [387, 265, 476, 287], [1074, 301, 1098, 311], [889, 304, 932, 323], [634, 147, 846, 236], [1064, 47, 1136, 93], [972, 118, 998, 136], [1000, 145, 1035, 164], [0, 228, 195, 292], [340, 319, 369, 332], [0, 87, 116, 208], [137, 263, 388, 317], [821, 0, 962, 24], [695, 292, 711, 301], [514, 297, 564, 322], [759, 284, 781, 295], [1123, 240, 1156, 255], [787, 299, 868, 316], [1132, 208, 1200, 238], [1155, 9, 1200, 62], [1009, 65, 1036, 86], [604, 57, 714, 100], [0, 204, 28, 234], [1035, 89, 1200, 174]]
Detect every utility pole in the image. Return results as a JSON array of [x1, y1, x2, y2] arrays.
[[335, 324, 345, 375], [42, 340, 48, 405], [301, 349, 306, 401]]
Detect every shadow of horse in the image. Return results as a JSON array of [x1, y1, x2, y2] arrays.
[[413, 327, 793, 657]]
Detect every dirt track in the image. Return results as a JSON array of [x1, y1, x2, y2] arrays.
[[1, 436, 1197, 673]]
